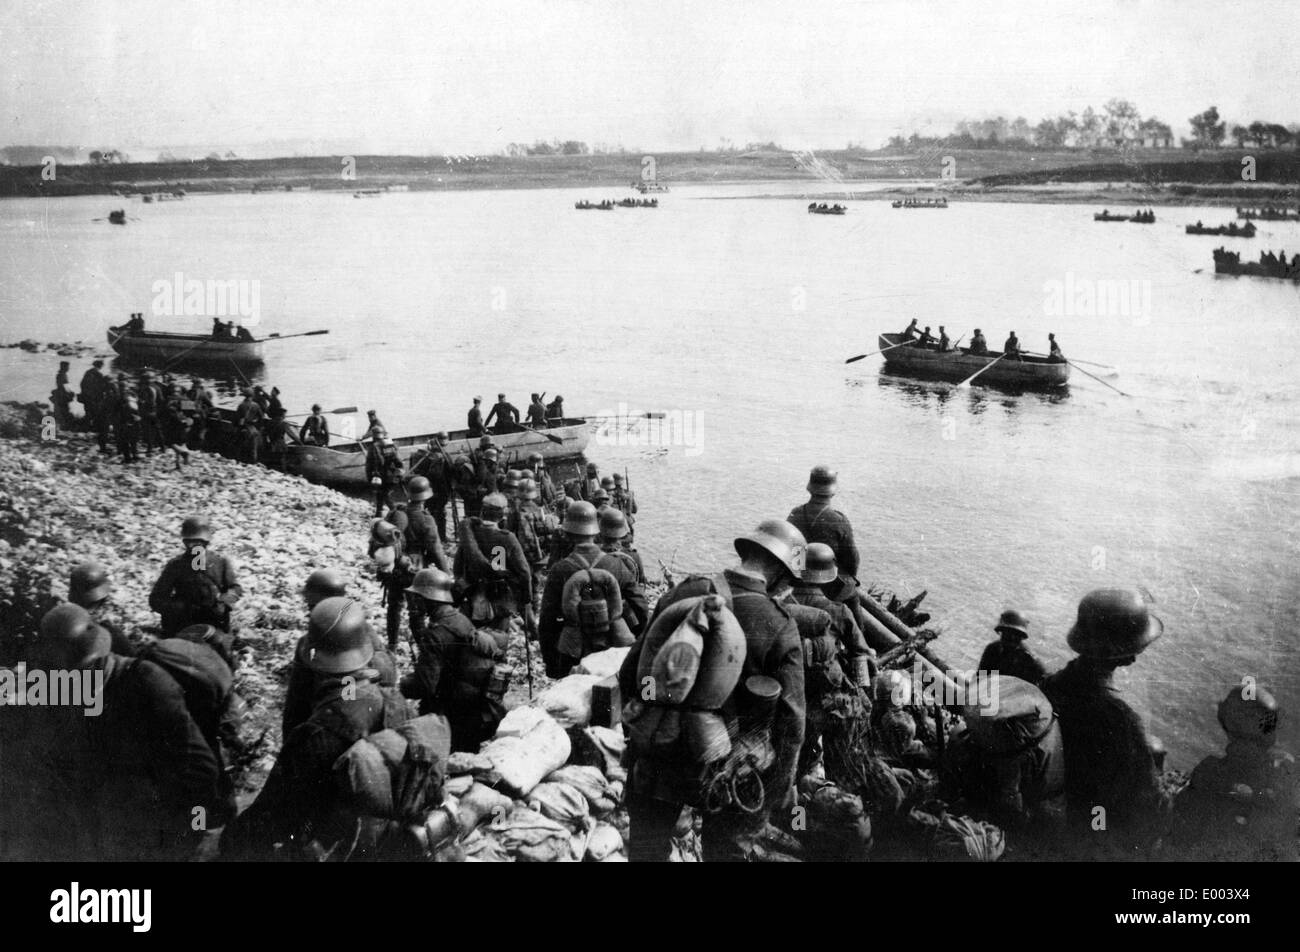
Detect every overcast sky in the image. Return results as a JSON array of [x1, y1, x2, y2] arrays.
[[3, 0, 1297, 156]]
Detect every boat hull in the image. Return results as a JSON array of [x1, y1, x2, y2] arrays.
[[107, 326, 265, 365], [877, 334, 1070, 389], [284, 419, 592, 488]]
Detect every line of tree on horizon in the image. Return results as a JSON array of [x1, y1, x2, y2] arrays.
[[882, 101, 1299, 153]]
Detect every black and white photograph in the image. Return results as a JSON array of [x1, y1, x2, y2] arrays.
[[0, 0, 1294, 925]]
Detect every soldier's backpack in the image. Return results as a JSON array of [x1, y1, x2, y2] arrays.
[[175, 560, 222, 612], [561, 553, 623, 646]]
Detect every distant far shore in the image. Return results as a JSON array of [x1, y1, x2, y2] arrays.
[[2, 147, 1297, 206]]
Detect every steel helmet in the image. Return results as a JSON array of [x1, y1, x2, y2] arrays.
[[311, 403, 322, 413], [600, 476, 615, 490], [807, 465, 838, 496], [1217, 685, 1280, 739], [481, 493, 508, 517], [563, 500, 600, 536], [591, 488, 611, 506], [68, 561, 112, 606], [37, 603, 111, 669], [434, 431, 449, 443], [180, 515, 213, 542], [482, 447, 499, 461], [406, 567, 455, 603], [994, 609, 1030, 639], [370, 519, 398, 545], [599, 508, 629, 540], [519, 478, 539, 501], [519, 468, 535, 481], [586, 462, 598, 475], [613, 472, 625, 484], [503, 470, 522, 491], [801, 543, 838, 584], [303, 568, 348, 607], [527, 452, 543, 465], [305, 597, 374, 674], [734, 520, 807, 579], [1066, 588, 1163, 660], [406, 475, 433, 501], [478, 435, 493, 448]]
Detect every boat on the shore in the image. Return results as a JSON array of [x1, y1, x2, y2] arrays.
[[892, 197, 948, 209], [1186, 221, 1256, 237], [284, 419, 592, 488], [808, 203, 846, 215], [876, 333, 1071, 389], [107, 325, 266, 365], [1236, 206, 1300, 221], [107, 210, 126, 225], [1213, 247, 1300, 282]]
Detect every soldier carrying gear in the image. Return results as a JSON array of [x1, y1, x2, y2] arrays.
[[1042, 588, 1170, 849], [596, 508, 649, 636], [1173, 685, 1297, 861], [977, 609, 1046, 686], [620, 519, 807, 862], [284, 577, 396, 737], [67, 560, 134, 655], [408, 432, 455, 539], [234, 387, 265, 463], [538, 501, 609, 676], [222, 597, 414, 861], [299, 404, 330, 446], [369, 519, 413, 650], [390, 476, 451, 638], [0, 605, 221, 861], [611, 471, 638, 540], [506, 477, 548, 572], [528, 451, 557, 507], [111, 376, 141, 462], [365, 435, 405, 517], [787, 465, 860, 582], [136, 370, 166, 455], [453, 493, 533, 632], [567, 461, 601, 502], [792, 542, 874, 685], [148, 515, 242, 636], [402, 568, 511, 752]]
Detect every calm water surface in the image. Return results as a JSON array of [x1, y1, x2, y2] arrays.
[[2, 185, 1298, 765]]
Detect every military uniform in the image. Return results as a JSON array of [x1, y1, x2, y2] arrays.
[[538, 540, 607, 676], [1173, 739, 1298, 861], [283, 632, 398, 739], [1042, 658, 1170, 846], [598, 542, 649, 635], [403, 605, 508, 752], [978, 639, 1047, 686], [787, 500, 860, 580], [792, 583, 872, 679], [454, 517, 532, 628], [149, 547, 242, 636], [623, 568, 806, 861]]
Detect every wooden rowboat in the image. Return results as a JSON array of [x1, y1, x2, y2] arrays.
[[107, 325, 265, 365], [877, 333, 1071, 389], [283, 418, 592, 488]]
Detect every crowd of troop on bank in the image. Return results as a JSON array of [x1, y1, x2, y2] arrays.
[[0, 455, 1292, 862]]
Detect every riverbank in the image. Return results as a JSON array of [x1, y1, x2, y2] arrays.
[[4, 147, 1296, 200]]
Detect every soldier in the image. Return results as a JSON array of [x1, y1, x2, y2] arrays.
[[1003, 331, 1022, 360], [538, 500, 607, 676], [262, 406, 298, 471], [453, 493, 532, 632], [221, 598, 413, 860], [969, 328, 989, 356], [80, 359, 111, 452], [234, 387, 265, 464], [50, 361, 76, 430], [567, 461, 601, 501], [148, 515, 243, 636], [901, 318, 919, 339], [937, 325, 951, 352], [545, 394, 565, 424], [137, 370, 166, 455], [369, 519, 412, 650], [409, 432, 455, 539], [597, 509, 649, 635], [402, 568, 510, 752], [67, 560, 134, 655], [1172, 685, 1296, 861], [787, 465, 860, 582], [453, 450, 481, 519], [484, 392, 521, 434], [283, 569, 396, 737], [791, 543, 874, 685], [1042, 588, 1170, 850], [611, 471, 638, 538], [620, 519, 807, 862], [390, 475, 450, 634], [591, 486, 612, 515], [186, 377, 213, 450], [365, 433, 405, 517], [467, 396, 485, 436], [1047, 333, 1065, 362], [362, 409, 386, 442], [515, 477, 555, 593], [299, 404, 330, 446], [529, 451, 557, 507], [526, 393, 548, 427], [111, 374, 141, 462], [977, 609, 1047, 686], [0, 604, 220, 861]]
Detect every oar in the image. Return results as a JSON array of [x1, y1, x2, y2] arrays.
[[1068, 360, 1132, 397], [263, 330, 330, 342], [521, 423, 564, 445], [846, 338, 915, 364], [584, 411, 666, 420], [957, 355, 1004, 389], [285, 405, 358, 417], [1024, 350, 1115, 371]]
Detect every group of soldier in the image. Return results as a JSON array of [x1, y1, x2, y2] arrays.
[[899, 319, 1064, 361], [1, 455, 1292, 863]]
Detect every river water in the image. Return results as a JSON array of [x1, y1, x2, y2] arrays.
[[2, 185, 1298, 765]]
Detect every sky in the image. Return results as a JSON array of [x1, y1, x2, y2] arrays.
[[2, 0, 1298, 157]]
